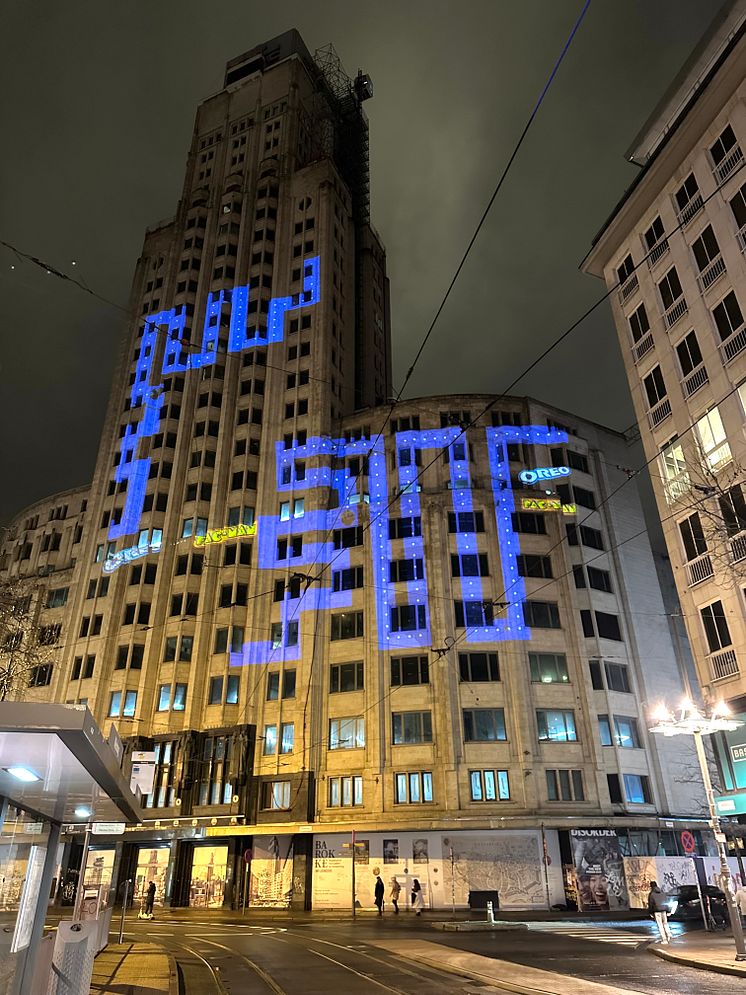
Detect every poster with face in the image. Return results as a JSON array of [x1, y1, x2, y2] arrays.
[[383, 839, 399, 864], [570, 830, 628, 911], [413, 839, 428, 864]]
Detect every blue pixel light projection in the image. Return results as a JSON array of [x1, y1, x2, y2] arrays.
[[232, 424, 569, 665], [109, 251, 570, 660], [109, 257, 320, 543]]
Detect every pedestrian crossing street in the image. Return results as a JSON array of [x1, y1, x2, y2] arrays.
[[526, 920, 653, 947]]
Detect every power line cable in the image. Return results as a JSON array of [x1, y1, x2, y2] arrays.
[[396, 0, 592, 398]]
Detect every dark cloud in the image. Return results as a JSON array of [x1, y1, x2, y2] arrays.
[[0, 0, 716, 521]]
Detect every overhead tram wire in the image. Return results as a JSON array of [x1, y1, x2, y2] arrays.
[[252, 99, 746, 764], [396, 0, 592, 401], [14, 158, 746, 734], [320, 153, 746, 590], [9, 6, 738, 744], [428, 374, 746, 665], [281, 154, 746, 763], [2, 0, 594, 620], [257, 1, 595, 780], [0, 238, 359, 400], [278, 0, 594, 617]]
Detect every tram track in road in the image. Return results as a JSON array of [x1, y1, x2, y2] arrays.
[[172, 940, 229, 995], [127, 916, 554, 995], [116, 930, 229, 995], [196, 936, 289, 995], [263, 926, 472, 995]]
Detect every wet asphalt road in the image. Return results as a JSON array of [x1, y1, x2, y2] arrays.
[[123, 912, 741, 995]]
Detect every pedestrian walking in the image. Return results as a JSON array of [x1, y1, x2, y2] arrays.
[[647, 880, 673, 943], [411, 878, 423, 916], [374, 874, 385, 915], [145, 880, 156, 916], [735, 882, 746, 922], [389, 877, 401, 914]]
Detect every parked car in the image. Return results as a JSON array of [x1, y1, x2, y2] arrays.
[[667, 885, 728, 923]]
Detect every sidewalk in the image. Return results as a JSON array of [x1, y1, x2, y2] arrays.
[[90, 942, 178, 995], [650, 931, 746, 978]]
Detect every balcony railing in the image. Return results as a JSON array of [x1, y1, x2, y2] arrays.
[[632, 332, 654, 364], [713, 144, 744, 184], [719, 324, 746, 364], [710, 648, 739, 682], [663, 471, 691, 505], [648, 397, 672, 429], [697, 255, 726, 293], [731, 532, 746, 563], [664, 297, 688, 329], [677, 194, 703, 227], [683, 363, 709, 397], [618, 273, 639, 305], [686, 552, 714, 586], [737, 224, 746, 253], [646, 238, 670, 268]]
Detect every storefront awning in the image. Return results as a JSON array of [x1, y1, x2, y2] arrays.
[[0, 702, 141, 825]]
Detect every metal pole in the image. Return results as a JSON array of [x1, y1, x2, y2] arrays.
[[693, 728, 746, 960], [242, 860, 248, 916], [450, 846, 455, 915], [733, 830, 746, 888], [351, 829, 356, 919], [15, 821, 61, 995], [540, 824, 552, 910], [73, 823, 92, 922], [118, 879, 130, 943], [692, 856, 709, 930]]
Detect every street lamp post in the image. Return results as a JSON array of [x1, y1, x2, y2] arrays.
[[649, 700, 746, 961]]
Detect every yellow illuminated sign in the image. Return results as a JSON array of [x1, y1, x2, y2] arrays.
[[520, 498, 577, 515], [522, 497, 560, 512], [194, 522, 257, 548]]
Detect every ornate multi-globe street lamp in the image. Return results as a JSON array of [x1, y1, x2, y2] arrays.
[[649, 700, 746, 960]]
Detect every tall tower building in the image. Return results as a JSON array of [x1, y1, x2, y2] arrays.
[[1, 31, 709, 912], [582, 5, 746, 815]]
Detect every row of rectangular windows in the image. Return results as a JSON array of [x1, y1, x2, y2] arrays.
[[262, 769, 653, 810]]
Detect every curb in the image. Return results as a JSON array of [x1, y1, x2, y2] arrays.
[[432, 920, 530, 932], [649, 944, 746, 978], [167, 948, 179, 995]]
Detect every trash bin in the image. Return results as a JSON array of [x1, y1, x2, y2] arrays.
[[48, 920, 97, 995], [468, 890, 499, 911]]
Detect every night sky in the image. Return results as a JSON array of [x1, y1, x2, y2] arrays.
[[0, 1, 719, 523]]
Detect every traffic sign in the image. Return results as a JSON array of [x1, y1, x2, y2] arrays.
[[680, 830, 696, 854]]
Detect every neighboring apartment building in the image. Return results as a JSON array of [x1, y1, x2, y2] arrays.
[[581, 3, 746, 812], [0, 31, 709, 910]]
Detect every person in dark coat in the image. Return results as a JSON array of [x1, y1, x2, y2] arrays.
[[145, 880, 156, 915], [374, 875, 385, 915], [647, 880, 672, 943]]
